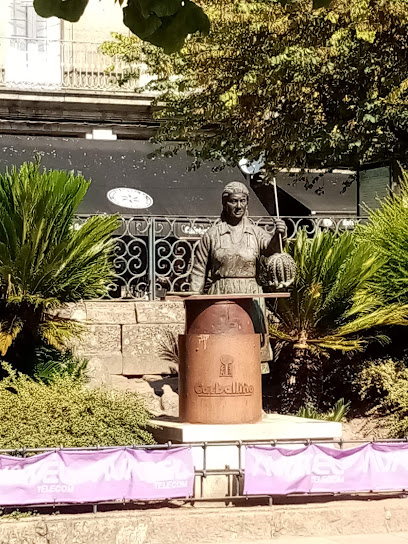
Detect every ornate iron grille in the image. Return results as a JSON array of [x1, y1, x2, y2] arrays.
[[75, 215, 362, 301]]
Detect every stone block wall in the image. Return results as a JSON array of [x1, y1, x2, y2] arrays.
[[60, 301, 184, 379]]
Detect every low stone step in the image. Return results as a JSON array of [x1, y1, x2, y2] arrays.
[[1, 497, 408, 544]]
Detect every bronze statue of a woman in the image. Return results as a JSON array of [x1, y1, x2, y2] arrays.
[[189, 181, 287, 362]]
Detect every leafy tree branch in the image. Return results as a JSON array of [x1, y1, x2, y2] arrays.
[[101, 0, 408, 172]]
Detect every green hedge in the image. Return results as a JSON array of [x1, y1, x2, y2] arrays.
[[359, 358, 408, 438], [0, 365, 154, 449]]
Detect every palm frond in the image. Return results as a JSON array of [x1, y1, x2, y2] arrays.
[[312, 335, 366, 352], [272, 227, 408, 356], [0, 317, 23, 355], [296, 398, 350, 422], [268, 326, 293, 342], [39, 318, 86, 350], [157, 329, 180, 370], [34, 357, 88, 384], [337, 302, 408, 336]]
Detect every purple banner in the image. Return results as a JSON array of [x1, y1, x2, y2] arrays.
[[0, 447, 194, 506], [244, 443, 408, 495]]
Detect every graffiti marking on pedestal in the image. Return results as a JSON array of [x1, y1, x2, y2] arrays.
[[197, 334, 210, 350]]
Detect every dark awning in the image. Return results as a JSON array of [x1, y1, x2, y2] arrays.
[[277, 171, 357, 215], [251, 171, 357, 217], [0, 135, 269, 217]]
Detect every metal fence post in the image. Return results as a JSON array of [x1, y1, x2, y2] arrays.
[[148, 217, 156, 301]]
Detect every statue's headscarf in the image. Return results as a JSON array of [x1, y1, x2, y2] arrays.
[[221, 181, 250, 220], [222, 181, 250, 200]]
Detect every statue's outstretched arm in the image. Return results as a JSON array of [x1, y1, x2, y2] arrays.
[[190, 233, 211, 293]]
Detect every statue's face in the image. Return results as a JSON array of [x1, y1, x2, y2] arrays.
[[224, 192, 248, 222]]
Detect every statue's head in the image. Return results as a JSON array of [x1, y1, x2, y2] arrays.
[[221, 181, 249, 224]]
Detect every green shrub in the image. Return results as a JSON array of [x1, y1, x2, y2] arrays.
[[357, 168, 408, 306], [0, 364, 154, 449], [359, 358, 408, 437]]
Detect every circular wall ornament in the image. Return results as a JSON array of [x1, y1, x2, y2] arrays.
[[107, 187, 154, 209]]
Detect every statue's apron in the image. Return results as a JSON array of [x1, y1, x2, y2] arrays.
[[209, 244, 272, 362]]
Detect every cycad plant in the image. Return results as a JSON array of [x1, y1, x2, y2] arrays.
[[0, 161, 119, 373], [357, 168, 408, 306], [270, 229, 408, 413]]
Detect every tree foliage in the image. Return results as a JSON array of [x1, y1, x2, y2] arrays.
[[33, 0, 210, 53], [32, 0, 369, 56], [0, 161, 119, 373], [102, 0, 408, 171]]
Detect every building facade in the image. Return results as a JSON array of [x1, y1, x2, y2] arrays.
[[0, 0, 154, 140]]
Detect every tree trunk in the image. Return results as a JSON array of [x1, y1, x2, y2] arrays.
[[280, 348, 323, 414], [4, 303, 44, 375]]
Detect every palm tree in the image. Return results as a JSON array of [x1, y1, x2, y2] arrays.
[[270, 229, 408, 413], [0, 161, 119, 373]]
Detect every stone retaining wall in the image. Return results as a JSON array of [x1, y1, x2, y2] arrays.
[[1, 499, 408, 544], [58, 301, 184, 379]]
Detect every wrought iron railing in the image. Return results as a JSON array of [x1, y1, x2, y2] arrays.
[[73, 215, 362, 301], [0, 37, 141, 92]]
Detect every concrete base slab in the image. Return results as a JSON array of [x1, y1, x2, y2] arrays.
[[152, 413, 342, 443], [151, 413, 342, 500]]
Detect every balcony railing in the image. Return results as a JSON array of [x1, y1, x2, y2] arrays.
[[0, 37, 141, 93]]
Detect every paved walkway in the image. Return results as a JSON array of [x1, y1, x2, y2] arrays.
[[239, 534, 408, 543]]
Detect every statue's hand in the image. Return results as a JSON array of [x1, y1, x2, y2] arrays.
[[274, 218, 287, 238]]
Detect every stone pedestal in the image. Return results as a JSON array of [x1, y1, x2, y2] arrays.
[[179, 333, 262, 424], [160, 293, 342, 501], [152, 414, 342, 500]]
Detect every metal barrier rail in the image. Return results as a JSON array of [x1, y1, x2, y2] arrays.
[[1, 436, 406, 455], [72, 214, 363, 301], [0, 437, 406, 511]]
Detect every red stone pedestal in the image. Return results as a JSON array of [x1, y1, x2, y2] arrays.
[[179, 331, 262, 424], [169, 293, 290, 425], [178, 295, 277, 425]]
